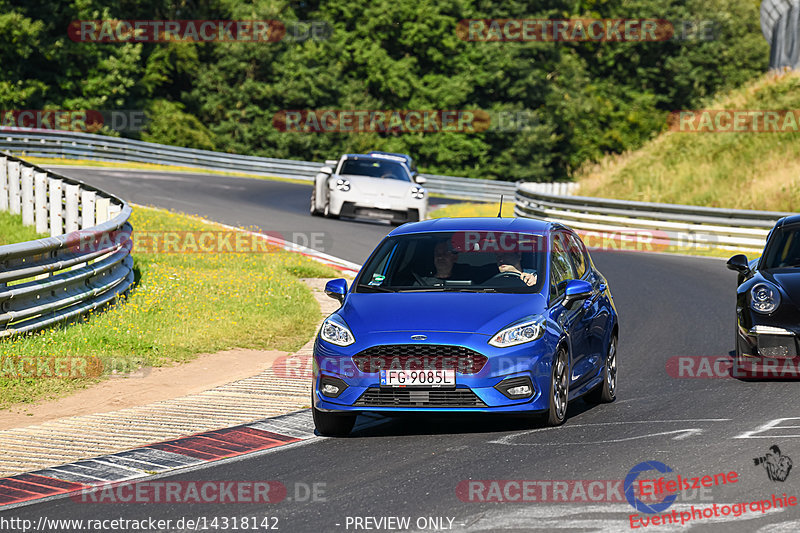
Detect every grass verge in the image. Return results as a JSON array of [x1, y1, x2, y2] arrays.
[[577, 71, 800, 212], [429, 201, 515, 219], [0, 211, 47, 246], [0, 205, 338, 408]]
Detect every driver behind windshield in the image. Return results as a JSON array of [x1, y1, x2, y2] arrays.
[[496, 251, 537, 286], [416, 240, 467, 285]]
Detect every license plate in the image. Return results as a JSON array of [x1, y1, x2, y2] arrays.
[[380, 369, 455, 387]]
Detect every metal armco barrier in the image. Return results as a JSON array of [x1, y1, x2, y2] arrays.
[[515, 183, 793, 253], [0, 128, 577, 201], [0, 154, 133, 337]]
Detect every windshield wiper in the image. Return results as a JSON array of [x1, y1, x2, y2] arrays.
[[395, 287, 498, 293], [396, 287, 447, 292], [356, 285, 396, 293]]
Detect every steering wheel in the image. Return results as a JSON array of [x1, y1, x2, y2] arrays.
[[483, 271, 525, 285], [411, 271, 427, 285]]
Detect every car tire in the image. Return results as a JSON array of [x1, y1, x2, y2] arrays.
[[312, 405, 356, 437], [310, 188, 322, 216], [546, 346, 569, 426], [586, 334, 617, 404]]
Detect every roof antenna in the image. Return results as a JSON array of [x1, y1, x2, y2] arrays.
[[497, 195, 504, 218]]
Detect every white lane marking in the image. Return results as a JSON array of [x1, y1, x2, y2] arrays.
[[490, 420, 731, 446], [78, 459, 147, 476], [756, 520, 800, 532], [495, 428, 706, 446], [735, 418, 800, 439]]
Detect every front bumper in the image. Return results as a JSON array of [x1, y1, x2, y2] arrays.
[[736, 316, 800, 376], [312, 331, 559, 414], [329, 193, 427, 222]]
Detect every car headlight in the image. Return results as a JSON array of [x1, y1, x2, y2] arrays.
[[320, 317, 355, 346], [335, 178, 350, 192], [489, 316, 545, 347], [410, 186, 425, 200], [751, 283, 781, 314]]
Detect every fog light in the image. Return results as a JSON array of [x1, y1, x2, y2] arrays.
[[322, 384, 340, 395], [319, 376, 348, 398], [495, 376, 535, 399], [507, 385, 532, 396]]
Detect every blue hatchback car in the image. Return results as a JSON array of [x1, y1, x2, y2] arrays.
[[312, 217, 618, 436]]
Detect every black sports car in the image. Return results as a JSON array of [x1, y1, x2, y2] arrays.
[[728, 215, 800, 375]]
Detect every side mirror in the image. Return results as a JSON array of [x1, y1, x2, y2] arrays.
[[414, 175, 426, 184], [562, 279, 593, 308], [727, 254, 750, 273], [324, 279, 348, 303], [319, 165, 333, 175]]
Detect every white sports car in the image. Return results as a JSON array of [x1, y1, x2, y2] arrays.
[[310, 153, 428, 223]]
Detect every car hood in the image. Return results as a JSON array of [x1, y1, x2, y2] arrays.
[[338, 174, 413, 198], [762, 269, 800, 306], [337, 292, 547, 335]]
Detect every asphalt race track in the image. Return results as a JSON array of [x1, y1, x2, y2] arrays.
[[3, 168, 799, 532]]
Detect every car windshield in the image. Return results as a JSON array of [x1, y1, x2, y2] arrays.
[[355, 231, 547, 294], [762, 226, 800, 269], [339, 159, 411, 181]]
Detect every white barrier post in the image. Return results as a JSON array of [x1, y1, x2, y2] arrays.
[[65, 184, 79, 233], [8, 162, 20, 214], [95, 197, 111, 224], [49, 178, 63, 237], [0, 157, 7, 210], [81, 190, 95, 229], [21, 166, 34, 226], [34, 172, 48, 234]]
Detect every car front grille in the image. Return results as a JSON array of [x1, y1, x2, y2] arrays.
[[354, 388, 486, 408], [352, 344, 488, 374]]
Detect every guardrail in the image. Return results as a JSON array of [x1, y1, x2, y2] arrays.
[[515, 183, 793, 253], [0, 128, 577, 201], [0, 154, 134, 338]]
